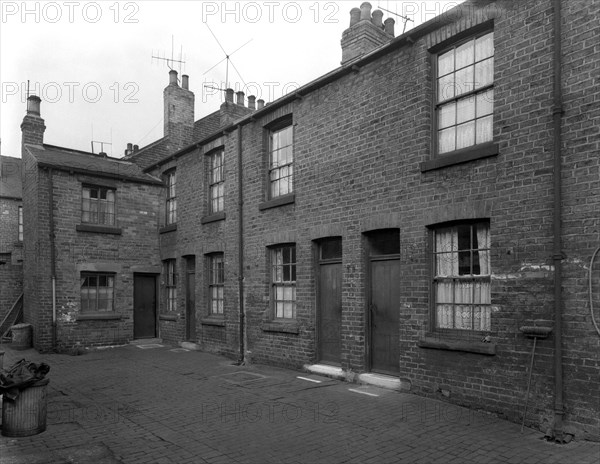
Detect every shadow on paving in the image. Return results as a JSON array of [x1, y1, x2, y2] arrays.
[[0, 343, 598, 464]]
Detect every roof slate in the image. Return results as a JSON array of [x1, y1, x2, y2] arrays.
[[25, 144, 162, 185], [0, 156, 22, 199]]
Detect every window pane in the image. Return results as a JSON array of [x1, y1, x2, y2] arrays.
[[455, 40, 474, 69], [476, 116, 493, 144], [438, 102, 456, 129], [320, 238, 342, 260], [437, 73, 455, 101], [438, 127, 456, 153], [475, 32, 494, 61], [476, 89, 494, 117], [475, 58, 493, 89], [438, 49, 454, 77], [456, 96, 475, 124], [455, 65, 474, 96], [456, 121, 475, 150]]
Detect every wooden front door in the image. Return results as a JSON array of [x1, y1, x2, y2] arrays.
[[185, 256, 196, 341], [367, 230, 400, 375], [318, 238, 343, 364], [133, 274, 157, 339]]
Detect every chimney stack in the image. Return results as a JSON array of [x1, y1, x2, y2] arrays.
[[164, 70, 194, 150], [124, 142, 134, 156], [21, 95, 46, 146], [225, 88, 234, 103], [236, 91, 245, 106], [341, 2, 395, 65]]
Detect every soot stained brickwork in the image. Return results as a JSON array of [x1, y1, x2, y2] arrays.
[[13, 0, 599, 441]]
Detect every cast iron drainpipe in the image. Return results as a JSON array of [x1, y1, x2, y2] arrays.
[[49, 168, 57, 350], [237, 124, 246, 364], [552, 0, 565, 442]]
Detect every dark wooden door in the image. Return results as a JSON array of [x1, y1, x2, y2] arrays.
[[185, 257, 196, 341], [370, 258, 401, 374], [318, 261, 342, 364], [134, 274, 156, 339]]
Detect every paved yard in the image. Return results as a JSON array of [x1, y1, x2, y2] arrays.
[[1, 343, 598, 463]]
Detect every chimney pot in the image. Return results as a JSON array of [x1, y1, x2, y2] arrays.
[[133, 144, 139, 153], [372, 9, 383, 27], [127, 142, 133, 150], [248, 95, 256, 110], [26, 95, 42, 116], [225, 88, 234, 103], [257, 99, 265, 110], [384, 17, 395, 36], [360, 2, 372, 21], [169, 70, 178, 86], [182, 74, 189, 90], [236, 91, 245, 106], [349, 7, 361, 26]]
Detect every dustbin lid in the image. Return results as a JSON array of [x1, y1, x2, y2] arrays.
[[11, 323, 32, 329]]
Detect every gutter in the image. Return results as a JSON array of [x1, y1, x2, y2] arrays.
[[237, 125, 246, 364], [551, 0, 565, 442]]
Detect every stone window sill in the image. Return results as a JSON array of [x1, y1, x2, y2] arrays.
[[259, 193, 295, 211], [159, 224, 177, 234], [76, 224, 122, 235], [420, 143, 499, 172], [261, 321, 299, 334], [201, 317, 226, 327], [201, 212, 226, 224], [159, 314, 178, 321], [417, 335, 496, 355], [77, 312, 122, 321]]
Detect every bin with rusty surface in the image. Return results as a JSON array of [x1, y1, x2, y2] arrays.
[[1, 378, 49, 437]]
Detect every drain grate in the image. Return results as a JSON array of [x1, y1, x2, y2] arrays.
[[135, 344, 164, 349], [219, 371, 267, 385]]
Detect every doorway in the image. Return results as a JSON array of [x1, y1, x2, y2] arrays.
[[185, 256, 196, 341], [133, 274, 157, 339], [317, 238, 342, 364], [366, 229, 400, 375]]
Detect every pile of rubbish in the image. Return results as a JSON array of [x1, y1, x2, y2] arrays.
[[0, 359, 50, 401]]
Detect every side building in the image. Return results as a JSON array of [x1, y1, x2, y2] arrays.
[[21, 96, 164, 350], [0, 155, 24, 327]]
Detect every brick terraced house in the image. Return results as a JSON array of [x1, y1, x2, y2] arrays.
[[10, 0, 600, 442]]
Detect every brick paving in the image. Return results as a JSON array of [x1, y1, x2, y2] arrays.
[[1, 343, 598, 464]]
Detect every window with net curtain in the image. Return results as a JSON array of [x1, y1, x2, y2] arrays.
[[433, 222, 491, 332], [436, 31, 494, 154], [82, 186, 115, 225], [208, 253, 224, 315], [165, 171, 177, 225], [269, 125, 293, 198], [271, 244, 296, 319], [81, 273, 114, 312], [208, 150, 224, 214]]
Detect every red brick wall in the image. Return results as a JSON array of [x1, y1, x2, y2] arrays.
[[22, 156, 162, 351], [0, 197, 23, 320], [132, 0, 598, 439]]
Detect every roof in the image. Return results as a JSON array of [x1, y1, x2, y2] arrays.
[[123, 137, 172, 171], [0, 156, 22, 199], [194, 110, 221, 141], [24, 144, 163, 185]]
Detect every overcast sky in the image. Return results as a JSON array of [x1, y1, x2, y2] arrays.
[[1, 1, 464, 158]]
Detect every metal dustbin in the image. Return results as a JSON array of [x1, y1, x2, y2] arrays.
[[11, 323, 32, 350], [1, 378, 49, 437]]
